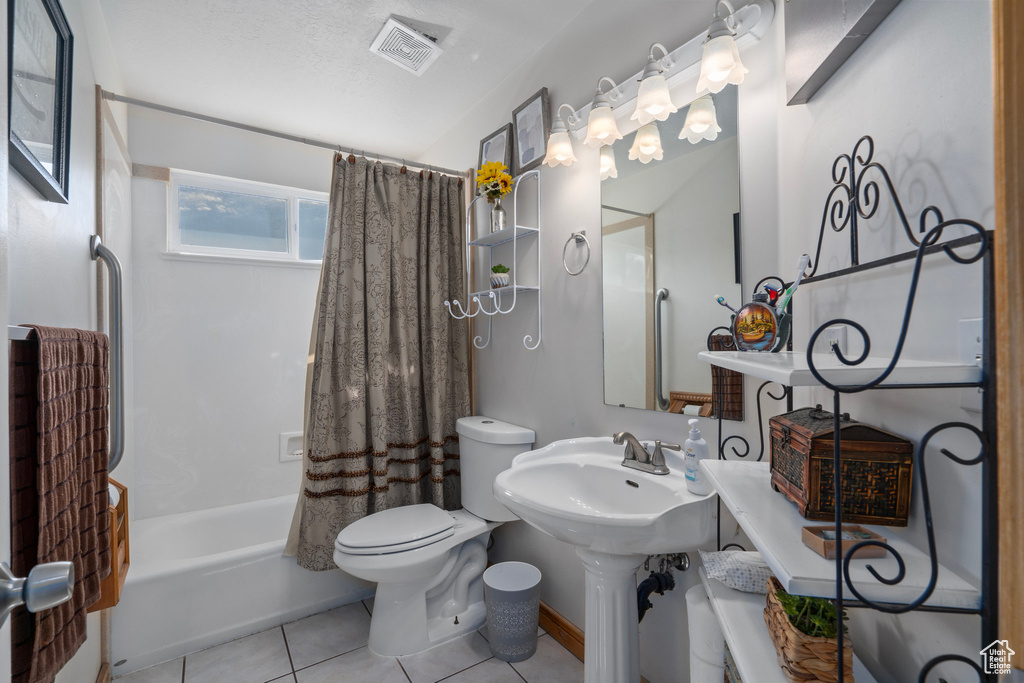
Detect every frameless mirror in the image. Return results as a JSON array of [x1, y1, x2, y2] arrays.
[[601, 87, 742, 417]]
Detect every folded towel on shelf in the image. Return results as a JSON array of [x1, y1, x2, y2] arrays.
[[10, 326, 112, 683]]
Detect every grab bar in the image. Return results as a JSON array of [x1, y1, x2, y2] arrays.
[[655, 288, 669, 411], [90, 235, 124, 473]]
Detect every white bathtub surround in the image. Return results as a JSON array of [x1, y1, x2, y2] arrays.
[[115, 606, 580, 683], [111, 494, 370, 676]]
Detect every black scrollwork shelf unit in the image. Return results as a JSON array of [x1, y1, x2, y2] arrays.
[[700, 136, 995, 683]]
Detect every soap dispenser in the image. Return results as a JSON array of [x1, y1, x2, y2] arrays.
[[683, 419, 711, 496]]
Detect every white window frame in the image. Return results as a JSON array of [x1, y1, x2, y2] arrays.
[[168, 169, 329, 263]]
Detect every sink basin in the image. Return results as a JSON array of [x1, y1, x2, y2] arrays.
[[493, 436, 718, 683], [493, 436, 716, 556]]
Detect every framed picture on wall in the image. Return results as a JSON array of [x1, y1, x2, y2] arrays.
[[8, 0, 74, 203], [478, 123, 513, 172], [511, 87, 550, 176]]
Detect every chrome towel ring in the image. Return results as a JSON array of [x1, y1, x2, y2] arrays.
[[562, 230, 591, 276]]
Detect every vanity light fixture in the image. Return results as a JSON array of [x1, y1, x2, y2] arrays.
[[631, 44, 678, 125], [697, 0, 748, 94], [628, 123, 663, 164], [585, 77, 622, 148], [600, 147, 618, 180], [679, 94, 721, 144], [543, 104, 579, 168]]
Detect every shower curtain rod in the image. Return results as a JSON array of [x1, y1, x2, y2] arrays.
[[100, 90, 469, 179]]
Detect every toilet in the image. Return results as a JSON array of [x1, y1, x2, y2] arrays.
[[333, 416, 535, 656]]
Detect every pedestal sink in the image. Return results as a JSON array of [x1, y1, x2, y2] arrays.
[[492, 437, 716, 683]]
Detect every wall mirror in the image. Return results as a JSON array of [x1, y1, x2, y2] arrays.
[[601, 86, 742, 417]]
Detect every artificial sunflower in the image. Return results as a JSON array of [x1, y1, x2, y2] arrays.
[[476, 161, 514, 202]]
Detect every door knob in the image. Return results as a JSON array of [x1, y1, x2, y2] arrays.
[[0, 561, 74, 625]]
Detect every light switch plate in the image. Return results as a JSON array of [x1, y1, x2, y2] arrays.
[[958, 318, 983, 413], [279, 431, 303, 462]]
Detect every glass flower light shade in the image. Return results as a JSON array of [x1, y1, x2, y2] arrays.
[[543, 106, 578, 168], [585, 78, 622, 148], [600, 146, 618, 180], [679, 95, 721, 144], [696, 6, 748, 94], [585, 98, 622, 150], [628, 123, 663, 164], [631, 46, 677, 125]]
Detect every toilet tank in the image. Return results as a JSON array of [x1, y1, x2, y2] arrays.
[[456, 416, 535, 522]]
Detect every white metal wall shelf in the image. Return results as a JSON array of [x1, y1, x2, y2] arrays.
[[445, 169, 541, 350]]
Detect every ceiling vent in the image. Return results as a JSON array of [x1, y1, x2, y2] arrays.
[[370, 17, 443, 76]]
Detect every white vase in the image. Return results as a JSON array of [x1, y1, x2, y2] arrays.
[[490, 273, 510, 289]]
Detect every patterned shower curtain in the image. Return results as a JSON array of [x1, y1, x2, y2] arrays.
[[286, 155, 470, 571]]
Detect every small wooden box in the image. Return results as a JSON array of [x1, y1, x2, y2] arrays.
[[89, 478, 129, 612], [769, 405, 914, 527], [801, 525, 887, 560]]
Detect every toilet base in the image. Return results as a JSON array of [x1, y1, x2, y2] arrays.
[[364, 535, 490, 656], [368, 594, 486, 657]]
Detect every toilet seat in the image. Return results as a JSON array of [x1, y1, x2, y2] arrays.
[[336, 503, 456, 555]]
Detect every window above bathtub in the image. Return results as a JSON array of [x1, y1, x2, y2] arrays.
[[168, 169, 328, 265]]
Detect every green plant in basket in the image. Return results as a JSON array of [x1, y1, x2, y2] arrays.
[[491, 264, 510, 274], [774, 586, 848, 639]]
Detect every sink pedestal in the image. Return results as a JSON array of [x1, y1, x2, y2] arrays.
[[576, 549, 646, 683]]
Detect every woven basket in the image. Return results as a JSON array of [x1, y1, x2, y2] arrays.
[[763, 577, 854, 683]]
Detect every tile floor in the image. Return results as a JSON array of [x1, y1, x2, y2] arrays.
[[115, 599, 584, 683]]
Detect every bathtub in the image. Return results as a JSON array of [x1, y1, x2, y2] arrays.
[[111, 494, 371, 676]]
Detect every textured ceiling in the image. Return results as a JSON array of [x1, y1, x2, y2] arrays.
[[98, 0, 593, 159]]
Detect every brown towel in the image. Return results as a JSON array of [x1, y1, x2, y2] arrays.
[[9, 326, 112, 683], [709, 334, 744, 421]]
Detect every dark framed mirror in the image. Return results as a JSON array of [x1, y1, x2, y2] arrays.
[[8, 0, 74, 203]]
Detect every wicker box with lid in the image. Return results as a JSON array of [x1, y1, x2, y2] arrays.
[[769, 405, 914, 527]]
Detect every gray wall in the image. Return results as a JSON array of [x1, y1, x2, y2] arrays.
[[422, 1, 992, 681], [7, 0, 128, 678]]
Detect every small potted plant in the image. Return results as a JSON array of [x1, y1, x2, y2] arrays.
[[491, 264, 511, 289], [475, 162, 515, 233], [764, 577, 853, 682]]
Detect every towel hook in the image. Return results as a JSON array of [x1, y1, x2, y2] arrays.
[[562, 230, 591, 276]]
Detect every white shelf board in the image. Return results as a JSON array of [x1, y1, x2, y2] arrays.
[[698, 568, 877, 683], [697, 350, 983, 387], [469, 224, 538, 248], [469, 285, 539, 299], [701, 461, 981, 610]]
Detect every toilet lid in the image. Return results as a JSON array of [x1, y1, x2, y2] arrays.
[[336, 503, 456, 555]]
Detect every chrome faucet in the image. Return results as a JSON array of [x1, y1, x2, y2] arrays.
[[613, 432, 677, 476]]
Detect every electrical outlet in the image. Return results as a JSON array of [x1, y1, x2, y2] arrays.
[[958, 318, 983, 413], [823, 324, 848, 360], [279, 431, 303, 462]]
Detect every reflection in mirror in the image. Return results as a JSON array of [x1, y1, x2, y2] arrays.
[[601, 87, 742, 417]]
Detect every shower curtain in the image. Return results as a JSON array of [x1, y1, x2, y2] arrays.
[[286, 156, 470, 571]]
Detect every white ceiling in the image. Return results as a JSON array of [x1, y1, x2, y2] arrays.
[[98, 0, 593, 159]]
